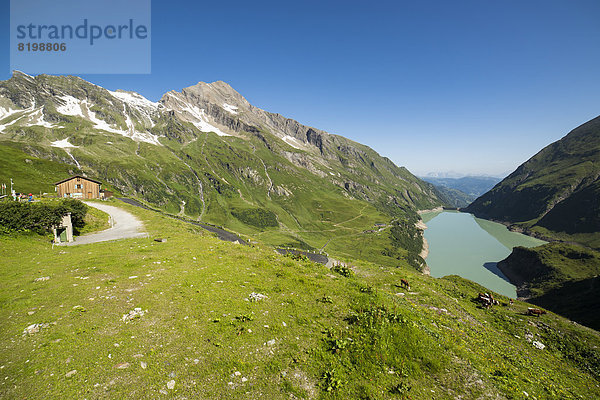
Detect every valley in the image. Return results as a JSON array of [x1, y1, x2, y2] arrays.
[[1, 71, 600, 399]]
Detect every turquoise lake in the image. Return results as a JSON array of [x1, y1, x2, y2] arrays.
[[422, 211, 546, 298]]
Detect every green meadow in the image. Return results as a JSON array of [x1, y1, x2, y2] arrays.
[[1, 201, 599, 399]]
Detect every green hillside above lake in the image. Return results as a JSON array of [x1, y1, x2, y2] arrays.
[[498, 243, 600, 330], [464, 115, 600, 249]]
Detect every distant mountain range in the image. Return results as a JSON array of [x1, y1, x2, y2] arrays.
[[420, 176, 501, 208], [0, 71, 442, 266]]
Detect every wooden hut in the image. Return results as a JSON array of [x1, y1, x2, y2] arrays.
[[54, 175, 102, 199]]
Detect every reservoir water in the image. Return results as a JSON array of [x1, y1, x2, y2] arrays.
[[422, 211, 546, 298]]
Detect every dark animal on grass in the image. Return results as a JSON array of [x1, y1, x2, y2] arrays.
[[527, 308, 546, 317], [400, 279, 410, 290]]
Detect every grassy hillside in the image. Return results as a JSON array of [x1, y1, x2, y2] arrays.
[[1, 202, 600, 399], [0, 142, 80, 195], [464, 115, 600, 331], [498, 243, 600, 329], [0, 72, 444, 270], [464, 115, 600, 249], [0, 127, 430, 270]]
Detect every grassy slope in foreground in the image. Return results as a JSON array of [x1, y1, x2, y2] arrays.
[[1, 202, 600, 399], [498, 243, 600, 330]]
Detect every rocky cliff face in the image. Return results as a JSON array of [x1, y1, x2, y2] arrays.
[[497, 246, 552, 298], [160, 80, 330, 148]]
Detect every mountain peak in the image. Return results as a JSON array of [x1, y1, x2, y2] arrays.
[[12, 70, 35, 80], [177, 80, 250, 109]]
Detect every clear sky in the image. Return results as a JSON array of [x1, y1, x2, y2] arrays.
[[1, 0, 599, 177]]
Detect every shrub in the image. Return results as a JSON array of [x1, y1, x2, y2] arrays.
[[57, 198, 88, 228], [346, 306, 406, 328], [390, 381, 411, 397], [321, 369, 345, 392], [231, 207, 278, 229], [359, 285, 374, 294], [332, 264, 354, 277], [0, 199, 88, 235], [234, 314, 254, 322], [284, 252, 310, 262], [318, 295, 334, 304]]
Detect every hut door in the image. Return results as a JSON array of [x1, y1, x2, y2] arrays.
[[88, 192, 92, 199], [59, 228, 67, 242]]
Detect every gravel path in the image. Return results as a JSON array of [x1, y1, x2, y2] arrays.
[[62, 202, 147, 246]]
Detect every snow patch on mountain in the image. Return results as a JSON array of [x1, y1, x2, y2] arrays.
[[223, 103, 238, 115], [110, 90, 159, 128], [56, 95, 86, 118], [1, 104, 57, 130], [27, 107, 57, 128], [110, 90, 158, 110], [0, 105, 17, 121], [86, 103, 161, 145], [175, 102, 230, 136], [51, 138, 82, 167], [55, 95, 161, 145], [0, 107, 23, 132], [51, 139, 78, 148], [282, 135, 304, 150], [0, 105, 36, 132], [188, 106, 229, 136]]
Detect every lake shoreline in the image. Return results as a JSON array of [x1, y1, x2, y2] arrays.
[[460, 211, 559, 245], [417, 206, 443, 215], [421, 211, 545, 298], [415, 219, 430, 275]]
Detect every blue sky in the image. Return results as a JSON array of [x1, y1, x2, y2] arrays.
[[1, 0, 599, 177]]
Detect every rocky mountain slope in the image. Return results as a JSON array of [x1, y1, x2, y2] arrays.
[[464, 115, 600, 249], [0, 71, 441, 267]]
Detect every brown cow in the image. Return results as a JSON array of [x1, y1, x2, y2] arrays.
[[400, 279, 410, 290], [527, 308, 547, 317]]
